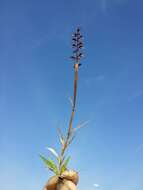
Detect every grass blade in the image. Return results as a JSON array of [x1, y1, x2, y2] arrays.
[[60, 156, 71, 174], [40, 155, 59, 175]]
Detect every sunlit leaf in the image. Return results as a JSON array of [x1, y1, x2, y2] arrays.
[[46, 147, 61, 163], [60, 156, 71, 174], [39, 155, 59, 175], [47, 147, 58, 158]]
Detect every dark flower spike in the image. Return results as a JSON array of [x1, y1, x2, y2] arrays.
[[77, 27, 80, 32], [70, 56, 76, 60], [70, 27, 84, 63], [73, 49, 79, 53], [72, 38, 77, 41], [72, 44, 76, 47], [72, 33, 78, 37]]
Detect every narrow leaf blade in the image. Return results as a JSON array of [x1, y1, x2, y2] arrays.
[[60, 156, 71, 174], [47, 147, 59, 158], [39, 155, 59, 175]]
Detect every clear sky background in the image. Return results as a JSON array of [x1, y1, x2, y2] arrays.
[[0, 0, 143, 190]]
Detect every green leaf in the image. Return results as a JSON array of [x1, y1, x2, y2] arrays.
[[47, 148, 58, 158], [46, 147, 60, 163], [60, 156, 71, 174], [39, 155, 59, 175], [47, 147, 60, 161]]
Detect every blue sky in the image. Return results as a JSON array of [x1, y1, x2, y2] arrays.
[[0, 0, 143, 190]]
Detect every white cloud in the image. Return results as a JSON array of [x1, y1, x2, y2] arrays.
[[93, 183, 100, 188]]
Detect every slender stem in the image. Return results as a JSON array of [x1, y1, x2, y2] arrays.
[[59, 63, 79, 172], [66, 63, 79, 142]]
